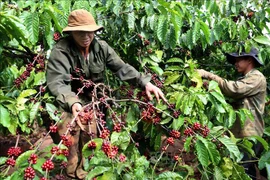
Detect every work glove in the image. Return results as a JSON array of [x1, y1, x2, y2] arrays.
[[197, 69, 223, 84]]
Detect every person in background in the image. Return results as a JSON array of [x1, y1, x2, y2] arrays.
[[197, 47, 267, 179], [46, 9, 166, 179]]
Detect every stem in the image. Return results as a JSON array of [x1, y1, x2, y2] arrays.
[[151, 144, 169, 179]]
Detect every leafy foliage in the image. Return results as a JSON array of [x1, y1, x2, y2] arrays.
[[0, 0, 270, 179]]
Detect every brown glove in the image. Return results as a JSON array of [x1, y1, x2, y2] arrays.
[[197, 69, 223, 84]]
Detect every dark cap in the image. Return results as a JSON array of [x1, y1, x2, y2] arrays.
[[226, 47, 263, 66]]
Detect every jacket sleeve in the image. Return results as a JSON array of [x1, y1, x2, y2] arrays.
[[100, 41, 151, 87], [46, 48, 81, 111], [218, 73, 264, 99]]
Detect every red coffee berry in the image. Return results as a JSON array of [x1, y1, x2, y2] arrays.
[[137, 34, 143, 39], [173, 155, 179, 161], [42, 160, 54, 171], [184, 128, 194, 136], [170, 130, 181, 139], [61, 149, 69, 157], [99, 128, 110, 139], [192, 122, 201, 131], [51, 146, 60, 154], [167, 137, 175, 145], [60, 161, 67, 169], [40, 178, 47, 180], [6, 158, 16, 167], [88, 141, 97, 149], [119, 154, 126, 162], [7, 147, 22, 157], [144, 40, 150, 46], [24, 167, 35, 179], [28, 154, 38, 164]]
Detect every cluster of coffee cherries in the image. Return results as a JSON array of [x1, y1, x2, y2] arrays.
[[140, 103, 161, 125], [151, 73, 164, 89], [14, 54, 46, 87], [53, 32, 61, 42], [14, 63, 33, 87], [5, 146, 22, 167], [102, 141, 119, 159], [119, 85, 135, 99], [183, 122, 210, 138]]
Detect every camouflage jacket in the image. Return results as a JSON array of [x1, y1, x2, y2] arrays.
[[47, 37, 151, 111], [218, 69, 266, 137]]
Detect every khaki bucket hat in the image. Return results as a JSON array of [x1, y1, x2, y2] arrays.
[[62, 9, 103, 32]]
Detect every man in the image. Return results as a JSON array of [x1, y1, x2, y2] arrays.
[[46, 9, 166, 179], [197, 47, 266, 179]]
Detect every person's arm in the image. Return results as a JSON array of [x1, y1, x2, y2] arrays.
[[197, 69, 264, 99], [100, 40, 166, 102], [47, 48, 81, 111]]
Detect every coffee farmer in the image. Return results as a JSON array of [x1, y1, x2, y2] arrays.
[[197, 47, 266, 179], [46, 9, 166, 179]]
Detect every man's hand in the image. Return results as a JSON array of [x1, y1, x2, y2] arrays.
[[197, 69, 223, 84], [197, 69, 211, 78], [72, 102, 82, 117], [71, 103, 87, 131], [145, 82, 167, 103]]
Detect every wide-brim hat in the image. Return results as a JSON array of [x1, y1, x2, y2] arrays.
[[226, 47, 263, 66], [63, 9, 103, 32]]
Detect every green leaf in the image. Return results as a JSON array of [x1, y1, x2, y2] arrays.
[[172, 116, 185, 130], [191, 71, 203, 89], [199, 20, 210, 44], [197, 136, 221, 165], [157, 171, 184, 179], [254, 36, 270, 46], [111, 131, 130, 150], [231, 163, 252, 180], [166, 58, 184, 63], [195, 139, 209, 167], [45, 103, 60, 121], [19, 110, 29, 123], [34, 72, 46, 86], [82, 138, 103, 157], [33, 157, 46, 174], [164, 74, 180, 86], [16, 150, 35, 168], [0, 157, 8, 165], [0, 104, 11, 129], [248, 136, 269, 151], [264, 126, 270, 136], [214, 166, 224, 180], [127, 11, 135, 30], [165, 24, 177, 49], [220, 157, 233, 178], [19, 89, 37, 98], [149, 66, 163, 76], [157, 15, 168, 43], [24, 12, 39, 44], [218, 136, 241, 162], [192, 20, 200, 44], [184, 136, 192, 152], [86, 166, 111, 179], [210, 91, 226, 104], [227, 108, 236, 128], [30, 102, 41, 122], [99, 171, 117, 180]]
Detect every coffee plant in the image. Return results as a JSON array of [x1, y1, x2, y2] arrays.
[[0, 0, 270, 179]]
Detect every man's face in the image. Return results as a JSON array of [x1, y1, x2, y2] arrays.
[[71, 31, 94, 48], [234, 57, 251, 73]]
